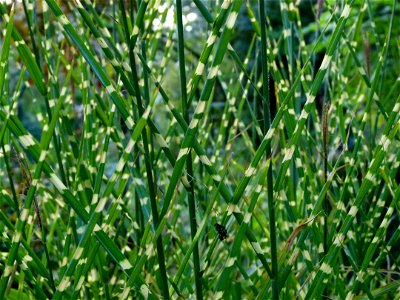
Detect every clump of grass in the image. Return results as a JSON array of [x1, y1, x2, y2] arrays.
[[0, 0, 399, 299]]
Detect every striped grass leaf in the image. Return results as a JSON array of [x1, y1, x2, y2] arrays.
[[1, 0, 399, 298]]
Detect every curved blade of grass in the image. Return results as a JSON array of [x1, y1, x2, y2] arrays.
[[304, 100, 400, 298], [0, 4, 14, 97], [0, 71, 73, 295], [0, 4, 46, 96], [0, 108, 136, 287]]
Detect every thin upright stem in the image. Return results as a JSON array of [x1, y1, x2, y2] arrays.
[[176, 0, 203, 298], [259, 0, 278, 298], [119, 0, 170, 298]]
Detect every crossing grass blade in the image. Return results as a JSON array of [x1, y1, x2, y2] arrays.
[[0, 0, 398, 298]]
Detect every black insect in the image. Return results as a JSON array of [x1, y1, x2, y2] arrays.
[[214, 223, 228, 241]]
